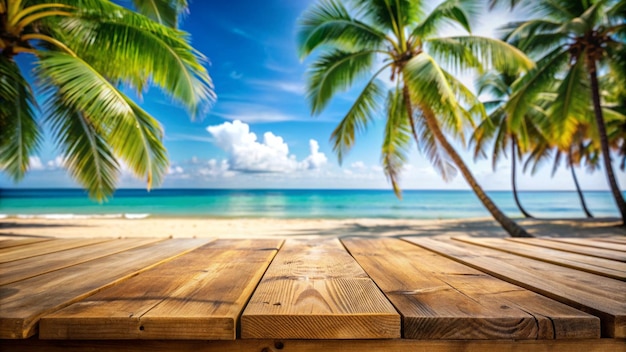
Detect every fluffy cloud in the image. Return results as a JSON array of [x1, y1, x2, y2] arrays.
[[29, 156, 65, 171], [300, 140, 328, 170], [29, 157, 45, 171], [206, 120, 327, 174]]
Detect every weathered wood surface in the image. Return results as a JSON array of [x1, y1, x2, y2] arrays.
[[0, 239, 209, 339], [507, 238, 626, 262], [3, 338, 625, 352], [342, 238, 599, 339], [241, 239, 400, 339], [455, 237, 626, 281], [0, 238, 52, 249], [409, 238, 626, 338], [0, 238, 165, 285], [0, 238, 113, 263], [543, 238, 626, 252], [40, 239, 282, 340]]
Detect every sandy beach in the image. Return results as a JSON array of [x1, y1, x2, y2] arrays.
[[1, 217, 624, 240]]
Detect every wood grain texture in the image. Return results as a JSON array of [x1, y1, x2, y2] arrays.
[[2, 338, 625, 352], [0, 239, 209, 339], [0, 238, 113, 263], [0, 238, 52, 249], [594, 237, 626, 245], [454, 237, 626, 281], [543, 238, 626, 252], [343, 238, 599, 340], [0, 238, 166, 285], [507, 238, 626, 262], [241, 239, 400, 339], [40, 239, 282, 340], [408, 238, 626, 338]]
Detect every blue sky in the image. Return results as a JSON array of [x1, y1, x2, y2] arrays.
[[2, 0, 625, 191]]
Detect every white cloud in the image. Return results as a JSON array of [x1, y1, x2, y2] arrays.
[[300, 140, 328, 170], [198, 159, 234, 178], [29, 157, 44, 171], [47, 156, 65, 169], [206, 120, 327, 174], [350, 161, 366, 170], [168, 166, 184, 175]]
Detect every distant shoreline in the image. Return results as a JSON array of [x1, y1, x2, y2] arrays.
[[1, 217, 623, 240]]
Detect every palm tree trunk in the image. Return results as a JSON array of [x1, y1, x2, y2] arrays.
[[587, 58, 626, 225], [511, 139, 533, 218], [420, 106, 532, 237], [570, 160, 593, 218]]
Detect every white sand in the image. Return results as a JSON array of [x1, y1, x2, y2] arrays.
[[0, 217, 624, 240]]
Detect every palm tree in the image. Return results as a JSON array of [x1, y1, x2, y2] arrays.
[[298, 0, 534, 237], [0, 0, 214, 201], [472, 71, 550, 218], [502, 0, 626, 225], [130, 0, 189, 28]]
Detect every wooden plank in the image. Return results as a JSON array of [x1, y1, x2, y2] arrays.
[[0, 238, 210, 339], [241, 239, 400, 339], [0, 238, 166, 285], [0, 238, 53, 249], [507, 238, 626, 262], [0, 238, 113, 263], [454, 237, 626, 281], [40, 239, 282, 340], [594, 237, 626, 245], [408, 237, 626, 338], [544, 238, 626, 252], [343, 238, 599, 339], [2, 338, 625, 352]]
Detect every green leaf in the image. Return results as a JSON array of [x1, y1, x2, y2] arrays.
[[351, 0, 425, 33], [297, 0, 387, 58], [381, 87, 412, 198], [0, 56, 41, 181], [132, 0, 188, 27], [415, 108, 458, 182], [53, 6, 214, 116], [547, 56, 591, 148], [428, 35, 534, 76], [331, 75, 386, 163], [306, 49, 377, 114], [412, 0, 481, 39], [45, 96, 120, 201], [36, 52, 168, 191]]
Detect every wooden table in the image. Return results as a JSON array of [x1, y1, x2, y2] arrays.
[[1, 236, 624, 351]]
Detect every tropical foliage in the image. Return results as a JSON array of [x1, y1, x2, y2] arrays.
[[298, 0, 534, 237], [501, 0, 626, 224], [0, 0, 214, 200]]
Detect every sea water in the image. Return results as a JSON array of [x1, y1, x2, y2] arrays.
[[0, 189, 622, 219]]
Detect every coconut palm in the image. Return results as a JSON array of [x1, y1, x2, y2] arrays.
[[502, 0, 626, 224], [472, 71, 550, 218], [298, 0, 534, 237], [0, 0, 214, 200]]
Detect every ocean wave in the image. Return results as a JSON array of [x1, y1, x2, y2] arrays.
[[124, 213, 150, 219], [7, 213, 150, 220]]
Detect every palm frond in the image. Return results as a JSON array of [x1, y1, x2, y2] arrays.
[[381, 87, 413, 198], [45, 96, 119, 201], [0, 56, 41, 181], [297, 0, 387, 58], [547, 55, 590, 148], [52, 5, 214, 116], [36, 52, 168, 190], [132, 0, 188, 27], [412, 0, 481, 39], [351, 0, 424, 33], [403, 53, 465, 138], [331, 74, 386, 163], [415, 108, 458, 181], [506, 47, 570, 132], [428, 35, 534, 76], [307, 49, 377, 115]]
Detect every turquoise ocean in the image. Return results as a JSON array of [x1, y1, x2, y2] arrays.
[[0, 189, 623, 219]]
